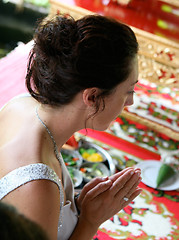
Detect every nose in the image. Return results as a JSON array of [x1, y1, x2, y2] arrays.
[[124, 96, 134, 107]]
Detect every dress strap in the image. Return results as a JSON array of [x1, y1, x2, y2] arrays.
[[0, 163, 64, 226]]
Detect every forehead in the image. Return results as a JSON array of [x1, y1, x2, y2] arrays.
[[120, 57, 138, 88]]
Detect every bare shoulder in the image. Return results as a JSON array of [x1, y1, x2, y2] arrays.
[[0, 95, 36, 144], [3, 178, 61, 239], [0, 95, 40, 175]]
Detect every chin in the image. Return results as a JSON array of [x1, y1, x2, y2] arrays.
[[93, 123, 111, 132], [88, 118, 115, 132]]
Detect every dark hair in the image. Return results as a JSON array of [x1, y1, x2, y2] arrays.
[[0, 202, 48, 240], [26, 14, 138, 110]]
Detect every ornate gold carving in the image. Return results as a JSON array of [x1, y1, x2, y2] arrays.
[[138, 55, 179, 88], [137, 36, 179, 68]]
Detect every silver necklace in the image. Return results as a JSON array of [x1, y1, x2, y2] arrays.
[[35, 106, 64, 229], [35, 106, 61, 166]]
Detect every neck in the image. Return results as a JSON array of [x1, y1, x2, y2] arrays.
[[36, 100, 87, 150]]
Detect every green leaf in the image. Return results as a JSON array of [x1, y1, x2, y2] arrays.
[[156, 164, 175, 187]]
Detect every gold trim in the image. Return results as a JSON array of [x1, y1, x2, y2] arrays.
[[137, 35, 179, 69], [49, 0, 93, 20], [160, 0, 179, 8], [131, 26, 179, 49]]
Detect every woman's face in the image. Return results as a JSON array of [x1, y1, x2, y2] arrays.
[[88, 57, 138, 131]]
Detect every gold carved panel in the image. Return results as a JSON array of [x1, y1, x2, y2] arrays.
[[138, 55, 179, 88]]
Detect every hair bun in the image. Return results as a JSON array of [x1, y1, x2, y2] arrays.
[[35, 15, 78, 58]]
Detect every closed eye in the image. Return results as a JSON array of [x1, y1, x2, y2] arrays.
[[128, 90, 136, 94]]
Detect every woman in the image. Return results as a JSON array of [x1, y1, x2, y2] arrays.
[[0, 14, 141, 240]]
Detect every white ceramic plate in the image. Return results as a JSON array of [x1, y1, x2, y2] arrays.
[[136, 160, 179, 191]]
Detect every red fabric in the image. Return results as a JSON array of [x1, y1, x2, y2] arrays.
[[140, 182, 179, 220], [79, 129, 161, 160]]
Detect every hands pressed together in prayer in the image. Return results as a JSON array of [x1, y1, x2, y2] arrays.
[[76, 167, 141, 230]]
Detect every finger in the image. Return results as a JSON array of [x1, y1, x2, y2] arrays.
[[117, 171, 141, 197], [130, 177, 142, 193], [126, 172, 141, 193], [79, 177, 110, 201], [120, 177, 142, 201], [121, 188, 142, 209], [121, 172, 141, 195], [134, 168, 141, 174], [83, 179, 112, 201], [109, 167, 141, 183], [109, 167, 134, 183], [109, 169, 136, 196]]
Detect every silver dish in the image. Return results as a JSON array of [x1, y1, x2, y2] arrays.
[[80, 162, 110, 183], [78, 139, 115, 175], [61, 148, 83, 168]]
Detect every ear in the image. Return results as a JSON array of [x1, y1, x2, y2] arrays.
[[82, 88, 100, 107]]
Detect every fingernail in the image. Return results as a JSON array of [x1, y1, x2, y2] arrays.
[[134, 167, 141, 172], [105, 180, 112, 184], [137, 188, 142, 193], [102, 176, 108, 181], [130, 170, 134, 175]]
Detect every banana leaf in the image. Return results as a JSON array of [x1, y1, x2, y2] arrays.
[[156, 163, 175, 188]]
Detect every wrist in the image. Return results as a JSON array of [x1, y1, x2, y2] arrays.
[[69, 216, 98, 240], [78, 215, 99, 237]]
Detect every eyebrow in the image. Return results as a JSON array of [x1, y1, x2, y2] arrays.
[[131, 80, 138, 86]]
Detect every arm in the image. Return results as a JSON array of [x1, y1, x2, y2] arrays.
[[3, 179, 60, 240], [70, 168, 142, 240]]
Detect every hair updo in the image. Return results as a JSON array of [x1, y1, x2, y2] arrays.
[[26, 14, 138, 107]]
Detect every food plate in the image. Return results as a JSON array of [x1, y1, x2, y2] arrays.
[[136, 160, 179, 191], [61, 148, 83, 168], [78, 139, 115, 175], [80, 162, 110, 182]]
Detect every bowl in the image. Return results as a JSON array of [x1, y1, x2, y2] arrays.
[[78, 139, 108, 163], [78, 139, 115, 175], [67, 167, 83, 188], [60, 148, 83, 168], [80, 162, 110, 182]]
